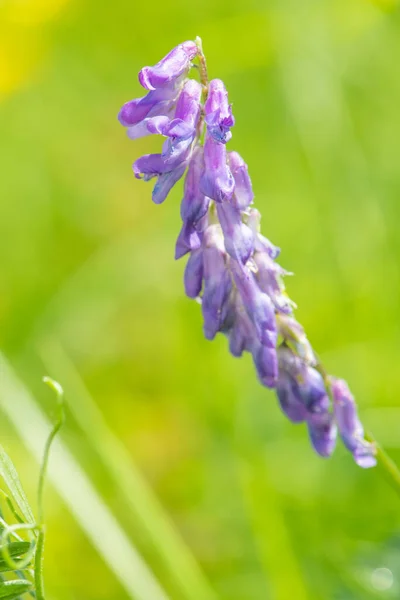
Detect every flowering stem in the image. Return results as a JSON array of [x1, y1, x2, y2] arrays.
[[278, 318, 400, 494], [194, 37, 208, 147], [365, 432, 400, 499], [195, 36, 208, 94]]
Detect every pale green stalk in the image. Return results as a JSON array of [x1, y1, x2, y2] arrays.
[[33, 377, 65, 600]]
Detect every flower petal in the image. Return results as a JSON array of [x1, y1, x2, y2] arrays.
[[138, 41, 198, 90], [331, 379, 377, 468], [201, 226, 232, 340], [228, 151, 254, 210], [127, 115, 170, 140], [152, 162, 187, 204], [175, 221, 202, 259], [252, 343, 278, 388], [118, 86, 177, 126], [200, 134, 235, 202], [184, 249, 203, 298], [180, 146, 210, 223], [216, 202, 254, 264], [231, 261, 277, 347], [276, 372, 308, 423], [307, 412, 337, 458], [204, 79, 234, 143]]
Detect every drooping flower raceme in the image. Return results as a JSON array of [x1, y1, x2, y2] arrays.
[[118, 39, 376, 468]]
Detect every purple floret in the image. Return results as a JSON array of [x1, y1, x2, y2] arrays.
[[200, 133, 235, 202], [204, 79, 235, 144], [139, 41, 198, 90], [331, 379, 376, 468]]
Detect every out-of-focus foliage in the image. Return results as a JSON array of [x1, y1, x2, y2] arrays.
[[1, 0, 400, 598]]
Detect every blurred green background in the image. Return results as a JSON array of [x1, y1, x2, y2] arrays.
[[1, 0, 400, 598]]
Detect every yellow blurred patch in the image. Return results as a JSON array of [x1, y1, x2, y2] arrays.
[[6, 0, 70, 26], [0, 31, 44, 99], [0, 0, 70, 100]]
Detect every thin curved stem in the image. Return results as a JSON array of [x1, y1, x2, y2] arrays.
[[34, 378, 65, 600], [38, 378, 65, 525], [195, 36, 208, 90]]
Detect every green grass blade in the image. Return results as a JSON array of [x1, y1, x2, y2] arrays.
[[38, 340, 217, 600], [1, 541, 30, 559], [0, 448, 35, 526], [0, 541, 31, 572], [0, 353, 170, 600]]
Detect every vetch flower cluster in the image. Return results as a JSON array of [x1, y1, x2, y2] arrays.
[[118, 38, 376, 468]]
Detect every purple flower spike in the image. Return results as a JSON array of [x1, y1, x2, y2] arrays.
[[120, 40, 376, 469], [204, 79, 235, 144], [331, 379, 377, 468], [276, 372, 308, 423], [229, 152, 254, 210], [139, 41, 198, 90], [184, 249, 203, 298], [231, 261, 277, 348], [201, 226, 232, 340], [216, 202, 254, 264], [180, 146, 209, 223], [200, 134, 235, 202], [162, 79, 202, 166], [307, 412, 337, 458]]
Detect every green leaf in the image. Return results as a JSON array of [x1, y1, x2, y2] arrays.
[[1, 541, 30, 559], [0, 446, 35, 525], [0, 579, 32, 599], [0, 542, 31, 572]]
